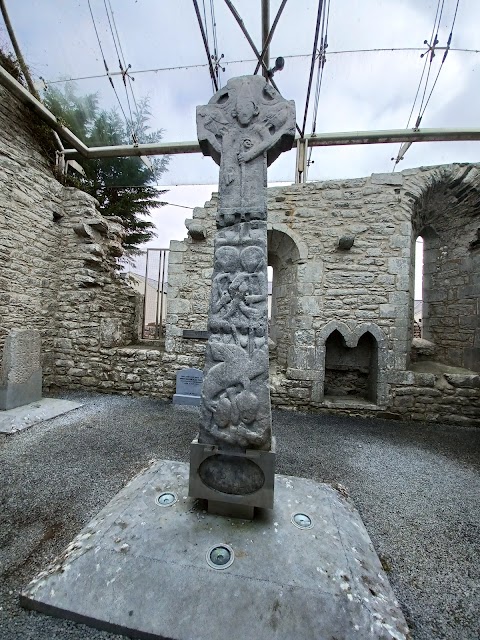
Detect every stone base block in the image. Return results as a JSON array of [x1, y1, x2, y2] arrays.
[[172, 393, 201, 406], [189, 436, 275, 512], [0, 369, 42, 410], [20, 459, 409, 640]]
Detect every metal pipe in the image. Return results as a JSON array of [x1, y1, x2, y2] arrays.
[[142, 250, 149, 339], [261, 0, 270, 80], [0, 0, 39, 98], [305, 128, 480, 146], [254, 0, 288, 75], [155, 250, 162, 338], [63, 140, 200, 159], [159, 250, 167, 338], [0, 65, 89, 156], [61, 128, 480, 160], [221, 1, 303, 133], [223, 0, 270, 79], [0, 0, 63, 153], [2, 62, 478, 158]]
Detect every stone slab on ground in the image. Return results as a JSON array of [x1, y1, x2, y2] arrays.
[[21, 459, 409, 640], [0, 398, 83, 434]]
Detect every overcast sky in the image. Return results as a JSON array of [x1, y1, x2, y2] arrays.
[[1, 0, 479, 257]]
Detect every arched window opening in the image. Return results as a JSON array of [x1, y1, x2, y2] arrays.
[[413, 237, 423, 338], [324, 330, 378, 403], [267, 265, 273, 320], [267, 228, 301, 372], [409, 174, 480, 371], [416, 226, 439, 344]]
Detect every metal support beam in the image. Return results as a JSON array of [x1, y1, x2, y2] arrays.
[[223, 0, 270, 79], [295, 138, 308, 183], [61, 128, 480, 160], [224, 0, 302, 135], [305, 128, 480, 146], [63, 140, 200, 159], [261, 0, 270, 80], [302, 0, 324, 137], [0, 0, 64, 155], [192, 0, 219, 92], [0, 0, 39, 98], [0, 65, 89, 156], [254, 0, 288, 76]]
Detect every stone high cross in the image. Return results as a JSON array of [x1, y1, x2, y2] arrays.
[[190, 76, 295, 516]]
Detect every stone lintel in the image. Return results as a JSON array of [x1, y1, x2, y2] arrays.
[[182, 329, 210, 340]]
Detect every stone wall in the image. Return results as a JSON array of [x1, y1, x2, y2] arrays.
[[1, 77, 479, 427], [411, 166, 480, 370], [0, 83, 143, 388], [0, 82, 63, 361], [167, 166, 480, 426], [0, 81, 205, 400], [48, 190, 140, 391]]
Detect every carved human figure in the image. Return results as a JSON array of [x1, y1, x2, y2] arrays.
[[210, 244, 267, 342], [197, 75, 295, 227]]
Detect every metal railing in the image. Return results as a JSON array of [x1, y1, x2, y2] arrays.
[[143, 248, 168, 340], [127, 249, 169, 341]]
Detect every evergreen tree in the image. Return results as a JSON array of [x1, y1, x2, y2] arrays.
[[44, 83, 168, 253]]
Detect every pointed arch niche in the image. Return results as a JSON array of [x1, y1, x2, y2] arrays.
[[316, 321, 388, 406]]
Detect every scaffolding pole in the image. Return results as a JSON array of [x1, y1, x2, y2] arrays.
[[261, 0, 270, 80], [59, 128, 480, 160]]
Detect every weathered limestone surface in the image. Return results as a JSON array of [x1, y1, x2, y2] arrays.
[[167, 165, 480, 427], [196, 76, 295, 452], [21, 460, 410, 640], [0, 84, 62, 362], [200, 223, 273, 449], [0, 328, 42, 409], [0, 83, 140, 388], [189, 76, 295, 509]]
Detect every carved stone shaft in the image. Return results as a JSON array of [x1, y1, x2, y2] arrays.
[[190, 76, 295, 509], [200, 219, 271, 450], [197, 76, 294, 453]]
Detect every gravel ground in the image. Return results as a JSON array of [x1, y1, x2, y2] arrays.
[[0, 391, 479, 640]]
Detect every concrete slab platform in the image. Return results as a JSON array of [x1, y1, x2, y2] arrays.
[[0, 398, 83, 434], [21, 460, 409, 640]]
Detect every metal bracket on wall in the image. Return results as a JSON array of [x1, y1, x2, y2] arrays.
[[295, 137, 308, 184], [54, 151, 65, 177]]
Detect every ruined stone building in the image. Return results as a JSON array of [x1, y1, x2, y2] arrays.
[[1, 81, 479, 426]]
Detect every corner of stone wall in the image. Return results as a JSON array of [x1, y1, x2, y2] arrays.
[[45, 188, 139, 391]]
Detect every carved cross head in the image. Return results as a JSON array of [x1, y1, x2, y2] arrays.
[[197, 75, 295, 168]]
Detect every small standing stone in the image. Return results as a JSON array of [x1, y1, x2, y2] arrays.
[[173, 368, 203, 407], [0, 328, 42, 410]]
